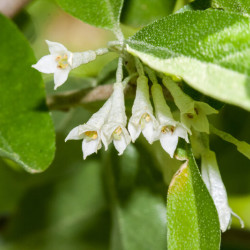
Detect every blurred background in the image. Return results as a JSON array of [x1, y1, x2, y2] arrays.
[[0, 0, 250, 249]]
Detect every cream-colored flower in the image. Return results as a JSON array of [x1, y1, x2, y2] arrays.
[[128, 76, 158, 144], [101, 82, 131, 155], [32, 40, 96, 89], [65, 98, 111, 159], [152, 83, 189, 157]]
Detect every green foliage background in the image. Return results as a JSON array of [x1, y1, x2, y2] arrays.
[[0, 0, 250, 249]]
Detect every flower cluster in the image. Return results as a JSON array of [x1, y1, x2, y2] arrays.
[[65, 75, 192, 159], [32, 40, 243, 232], [32, 41, 218, 159]]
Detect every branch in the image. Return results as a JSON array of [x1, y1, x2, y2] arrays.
[[46, 83, 173, 111], [0, 0, 31, 18], [46, 84, 135, 111]]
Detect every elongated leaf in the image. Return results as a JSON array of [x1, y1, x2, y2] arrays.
[[104, 144, 166, 250], [0, 14, 55, 173], [57, 0, 124, 34], [127, 10, 250, 111], [167, 146, 220, 249], [121, 0, 176, 27], [210, 124, 250, 159]]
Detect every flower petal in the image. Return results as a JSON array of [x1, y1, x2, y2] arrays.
[[65, 125, 85, 141], [160, 132, 178, 158], [86, 98, 111, 129], [46, 40, 68, 55], [142, 120, 158, 144], [54, 68, 71, 89], [82, 138, 101, 159], [202, 151, 232, 232], [113, 130, 131, 155], [174, 125, 189, 143], [101, 123, 115, 150], [32, 55, 57, 74], [197, 102, 218, 115], [128, 121, 141, 142]]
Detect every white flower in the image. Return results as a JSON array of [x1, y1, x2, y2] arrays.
[[181, 101, 218, 133], [128, 76, 158, 144], [202, 151, 244, 232], [65, 98, 111, 159], [101, 82, 131, 155], [163, 77, 218, 133], [32, 40, 96, 89], [152, 83, 189, 157]]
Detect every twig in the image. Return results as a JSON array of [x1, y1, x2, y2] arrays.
[[0, 0, 31, 18], [46, 84, 136, 111], [47, 80, 173, 111]]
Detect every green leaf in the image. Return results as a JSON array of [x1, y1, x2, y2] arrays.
[[57, 0, 124, 35], [210, 124, 250, 159], [212, 0, 250, 16], [127, 10, 250, 111], [167, 146, 221, 249], [104, 144, 166, 250], [0, 14, 55, 173], [187, 0, 250, 15], [1, 160, 109, 250], [121, 0, 176, 27]]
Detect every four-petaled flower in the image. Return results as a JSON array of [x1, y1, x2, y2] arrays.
[[152, 83, 189, 157], [32, 40, 96, 89], [65, 98, 111, 159], [101, 82, 131, 155], [128, 76, 158, 144]]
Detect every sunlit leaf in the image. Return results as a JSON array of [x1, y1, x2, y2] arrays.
[[127, 10, 250, 111]]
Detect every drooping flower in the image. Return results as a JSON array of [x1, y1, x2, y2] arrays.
[[128, 76, 158, 144], [152, 83, 189, 157], [202, 150, 244, 232], [32, 40, 96, 89], [101, 82, 131, 155], [65, 98, 111, 159], [163, 77, 218, 133]]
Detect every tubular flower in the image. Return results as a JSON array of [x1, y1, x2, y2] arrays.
[[128, 76, 158, 144], [152, 83, 189, 157], [32, 40, 96, 89], [65, 98, 111, 159], [163, 77, 218, 133], [101, 82, 131, 155], [202, 151, 244, 232]]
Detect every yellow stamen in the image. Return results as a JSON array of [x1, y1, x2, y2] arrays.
[[140, 113, 151, 129], [113, 126, 122, 140], [161, 125, 175, 134], [142, 113, 151, 122], [56, 54, 69, 69], [84, 131, 98, 140]]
